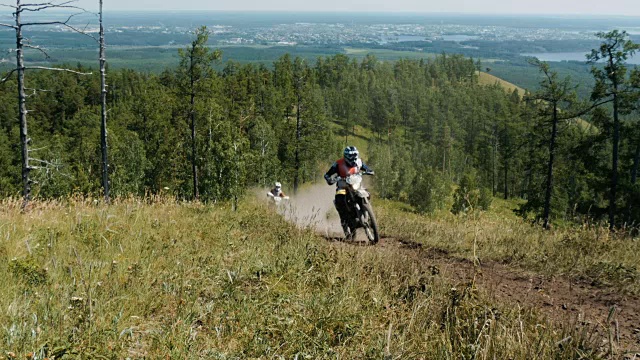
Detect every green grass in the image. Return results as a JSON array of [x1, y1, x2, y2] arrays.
[[0, 197, 609, 358], [477, 71, 526, 95], [333, 122, 375, 160], [477, 71, 597, 133], [377, 198, 640, 294]]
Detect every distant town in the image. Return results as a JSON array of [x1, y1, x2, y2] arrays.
[[210, 22, 602, 46], [4, 19, 605, 46], [1, 11, 639, 78]]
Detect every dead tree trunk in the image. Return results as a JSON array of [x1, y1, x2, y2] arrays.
[[1, 0, 93, 209], [15, 4, 30, 207], [99, 0, 110, 203]]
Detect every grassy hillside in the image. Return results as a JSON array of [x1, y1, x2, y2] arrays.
[[377, 198, 640, 294], [0, 198, 618, 358], [478, 71, 527, 95], [333, 123, 375, 160], [478, 71, 596, 133]]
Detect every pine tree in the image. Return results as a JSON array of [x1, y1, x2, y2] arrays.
[[587, 30, 640, 230], [176, 26, 221, 200]]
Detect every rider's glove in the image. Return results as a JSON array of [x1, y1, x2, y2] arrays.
[[326, 177, 336, 185]]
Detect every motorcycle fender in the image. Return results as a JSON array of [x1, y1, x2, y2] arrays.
[[357, 189, 370, 199]]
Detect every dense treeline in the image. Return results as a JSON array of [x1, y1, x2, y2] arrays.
[[0, 55, 339, 203], [1, 27, 639, 228]]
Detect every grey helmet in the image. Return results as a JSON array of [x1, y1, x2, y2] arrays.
[[343, 146, 359, 166]]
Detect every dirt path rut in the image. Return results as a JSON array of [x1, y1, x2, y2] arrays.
[[329, 234, 640, 353]]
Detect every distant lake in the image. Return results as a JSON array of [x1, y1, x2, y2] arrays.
[[522, 51, 640, 65]]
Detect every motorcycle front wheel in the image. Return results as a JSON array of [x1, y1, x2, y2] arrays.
[[361, 202, 380, 244]]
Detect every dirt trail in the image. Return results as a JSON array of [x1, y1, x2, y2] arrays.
[[263, 183, 640, 352], [333, 235, 640, 352]]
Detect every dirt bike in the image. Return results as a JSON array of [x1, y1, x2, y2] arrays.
[[335, 171, 380, 244], [266, 192, 289, 205]]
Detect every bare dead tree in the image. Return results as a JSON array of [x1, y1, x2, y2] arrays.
[[0, 0, 93, 208], [99, 0, 109, 203]]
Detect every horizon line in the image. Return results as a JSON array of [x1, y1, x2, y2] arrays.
[[3, 9, 640, 18], [111, 10, 640, 17]]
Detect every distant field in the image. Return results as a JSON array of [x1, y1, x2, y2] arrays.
[[344, 47, 437, 60]]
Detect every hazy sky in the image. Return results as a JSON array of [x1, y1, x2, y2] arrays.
[[65, 0, 640, 16]]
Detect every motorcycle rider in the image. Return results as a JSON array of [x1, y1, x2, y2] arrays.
[[324, 146, 374, 237], [269, 182, 287, 198]]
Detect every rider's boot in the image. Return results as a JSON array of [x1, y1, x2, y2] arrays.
[[341, 219, 354, 240], [335, 194, 353, 240]]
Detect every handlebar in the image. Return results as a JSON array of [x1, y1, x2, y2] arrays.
[[267, 192, 289, 200], [335, 171, 375, 181]]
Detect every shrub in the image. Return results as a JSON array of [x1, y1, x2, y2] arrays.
[[452, 171, 492, 214], [9, 257, 48, 286], [478, 187, 493, 211], [410, 167, 451, 214]]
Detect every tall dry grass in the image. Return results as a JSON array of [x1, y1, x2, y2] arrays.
[[0, 197, 614, 358], [377, 199, 640, 295]]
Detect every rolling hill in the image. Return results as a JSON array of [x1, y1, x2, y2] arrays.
[[478, 71, 597, 133], [478, 71, 526, 95]]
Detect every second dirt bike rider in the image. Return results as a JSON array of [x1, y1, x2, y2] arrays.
[[324, 146, 374, 235], [269, 182, 287, 198]]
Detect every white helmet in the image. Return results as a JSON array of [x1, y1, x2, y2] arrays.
[[344, 146, 359, 166], [275, 182, 282, 189]]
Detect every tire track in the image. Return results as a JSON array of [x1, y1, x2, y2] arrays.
[[326, 234, 640, 352]]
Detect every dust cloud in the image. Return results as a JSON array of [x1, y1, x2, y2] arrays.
[[281, 182, 344, 238], [258, 177, 375, 240], [256, 182, 342, 237]]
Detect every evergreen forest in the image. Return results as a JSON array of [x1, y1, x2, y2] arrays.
[[1, 26, 640, 230]]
